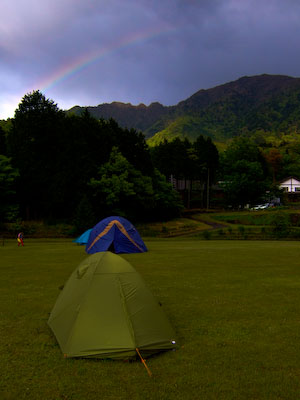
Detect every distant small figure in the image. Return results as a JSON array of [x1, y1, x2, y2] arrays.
[[17, 232, 24, 247]]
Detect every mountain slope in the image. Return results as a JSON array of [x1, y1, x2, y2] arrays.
[[67, 74, 300, 144], [68, 101, 170, 133]]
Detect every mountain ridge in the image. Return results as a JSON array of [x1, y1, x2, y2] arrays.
[[67, 74, 300, 144]]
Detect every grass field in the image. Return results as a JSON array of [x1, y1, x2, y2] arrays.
[[1, 238, 300, 399]]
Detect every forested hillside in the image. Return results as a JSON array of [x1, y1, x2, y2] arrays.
[[68, 101, 170, 134], [0, 92, 183, 228], [67, 74, 300, 146], [2, 76, 300, 227]]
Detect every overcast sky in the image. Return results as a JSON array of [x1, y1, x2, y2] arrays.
[[1, 0, 300, 119]]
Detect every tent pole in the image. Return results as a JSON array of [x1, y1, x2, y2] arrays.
[[136, 348, 152, 377]]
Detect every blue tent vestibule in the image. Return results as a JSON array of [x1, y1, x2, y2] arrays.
[[73, 229, 92, 245], [86, 216, 147, 254]]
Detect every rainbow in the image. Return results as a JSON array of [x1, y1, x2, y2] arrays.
[[38, 24, 175, 92]]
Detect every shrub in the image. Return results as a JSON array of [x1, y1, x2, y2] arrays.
[[291, 228, 300, 239], [161, 225, 169, 234], [271, 212, 291, 239], [203, 230, 211, 240], [227, 227, 233, 235], [238, 225, 245, 235]]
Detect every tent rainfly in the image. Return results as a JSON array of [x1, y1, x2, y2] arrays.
[[73, 229, 92, 245], [86, 216, 147, 254], [48, 252, 176, 359]]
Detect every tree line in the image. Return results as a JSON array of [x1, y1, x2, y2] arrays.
[[1, 91, 300, 229], [0, 91, 183, 230]]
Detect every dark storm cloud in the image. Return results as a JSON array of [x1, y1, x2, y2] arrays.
[[1, 0, 300, 117]]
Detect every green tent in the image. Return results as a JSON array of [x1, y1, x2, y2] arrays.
[[48, 252, 176, 359]]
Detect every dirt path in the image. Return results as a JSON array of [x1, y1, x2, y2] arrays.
[[184, 213, 228, 231], [193, 218, 227, 230], [161, 213, 228, 238]]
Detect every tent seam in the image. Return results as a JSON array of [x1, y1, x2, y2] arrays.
[[117, 276, 137, 351], [64, 256, 104, 355]]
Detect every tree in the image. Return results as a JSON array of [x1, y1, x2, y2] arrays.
[[89, 147, 183, 221], [6, 92, 159, 222], [14, 91, 59, 117], [0, 155, 19, 222], [0, 126, 6, 155], [150, 138, 192, 179], [116, 125, 153, 176], [192, 136, 219, 178], [7, 90, 65, 219], [73, 194, 95, 234], [264, 148, 283, 183], [89, 147, 154, 220], [279, 145, 300, 180], [191, 135, 219, 208], [220, 137, 269, 207], [221, 159, 268, 207], [151, 168, 183, 220]]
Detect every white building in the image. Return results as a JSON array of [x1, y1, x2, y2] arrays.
[[279, 177, 300, 193]]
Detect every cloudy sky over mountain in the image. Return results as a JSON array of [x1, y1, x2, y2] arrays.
[[1, 0, 300, 118]]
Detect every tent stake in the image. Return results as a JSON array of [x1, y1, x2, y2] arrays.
[[136, 348, 152, 377]]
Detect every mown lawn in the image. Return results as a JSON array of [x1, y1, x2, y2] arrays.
[[1, 238, 300, 399]]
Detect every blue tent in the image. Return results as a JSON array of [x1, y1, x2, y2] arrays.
[[73, 229, 92, 245], [86, 216, 147, 254]]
